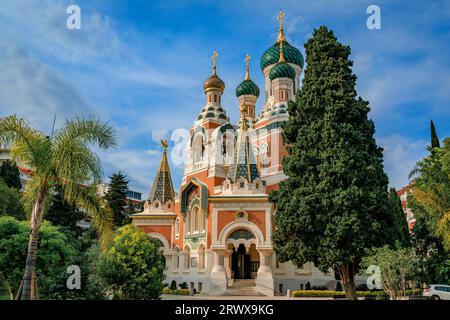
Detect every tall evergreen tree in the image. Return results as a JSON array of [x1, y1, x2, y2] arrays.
[[270, 26, 400, 299], [388, 188, 411, 247], [430, 120, 440, 148], [0, 159, 22, 190], [45, 184, 84, 236], [105, 172, 129, 227]]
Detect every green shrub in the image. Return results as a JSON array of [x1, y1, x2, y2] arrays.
[[162, 288, 172, 294], [161, 288, 190, 295], [291, 289, 420, 298], [170, 280, 177, 290], [179, 282, 188, 289]]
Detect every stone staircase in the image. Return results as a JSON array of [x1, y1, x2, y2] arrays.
[[223, 279, 265, 296]]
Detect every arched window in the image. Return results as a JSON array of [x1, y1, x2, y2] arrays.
[[192, 207, 199, 233], [185, 210, 191, 235], [175, 218, 180, 239], [259, 143, 269, 168], [197, 208, 204, 232], [222, 134, 227, 156], [193, 134, 204, 163]]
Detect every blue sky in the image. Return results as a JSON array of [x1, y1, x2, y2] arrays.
[[0, 0, 449, 195]]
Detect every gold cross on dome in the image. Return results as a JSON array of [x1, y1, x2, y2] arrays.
[[161, 139, 168, 151], [211, 50, 219, 74], [277, 10, 285, 29], [244, 54, 251, 80], [245, 54, 251, 65]]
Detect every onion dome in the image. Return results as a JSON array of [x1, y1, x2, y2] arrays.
[[203, 74, 225, 93], [236, 54, 260, 97], [260, 41, 304, 71], [269, 41, 296, 80], [260, 11, 304, 71], [203, 50, 225, 92]]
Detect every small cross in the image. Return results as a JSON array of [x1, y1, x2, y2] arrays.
[[161, 139, 168, 151], [245, 54, 251, 66], [212, 50, 219, 74], [277, 10, 285, 29]]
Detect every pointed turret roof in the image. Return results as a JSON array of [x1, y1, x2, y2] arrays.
[[228, 105, 260, 183], [148, 140, 175, 204]]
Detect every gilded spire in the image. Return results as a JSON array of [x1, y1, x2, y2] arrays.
[[239, 103, 248, 131], [278, 40, 285, 62], [148, 140, 175, 204], [211, 50, 219, 75], [228, 103, 259, 183], [277, 10, 286, 43], [244, 54, 251, 80]]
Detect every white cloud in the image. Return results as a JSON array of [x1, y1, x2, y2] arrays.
[[378, 135, 428, 189]]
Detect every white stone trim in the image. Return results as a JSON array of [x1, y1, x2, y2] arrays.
[[217, 220, 264, 246], [148, 232, 170, 251]]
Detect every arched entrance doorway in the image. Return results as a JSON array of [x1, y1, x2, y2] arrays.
[[227, 228, 260, 280], [231, 243, 259, 279]]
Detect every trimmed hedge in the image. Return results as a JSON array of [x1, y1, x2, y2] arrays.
[[162, 288, 191, 295], [291, 289, 420, 298]]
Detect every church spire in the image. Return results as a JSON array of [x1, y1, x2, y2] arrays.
[[228, 104, 260, 183], [148, 140, 175, 204]]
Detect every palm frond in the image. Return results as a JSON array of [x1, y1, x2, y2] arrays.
[[54, 116, 117, 150], [68, 183, 113, 250], [0, 115, 44, 167], [51, 139, 103, 185]]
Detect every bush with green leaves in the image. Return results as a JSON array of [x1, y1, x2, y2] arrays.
[[291, 289, 418, 298], [0, 216, 78, 299], [95, 224, 165, 299], [170, 280, 177, 291], [162, 288, 190, 295], [361, 244, 419, 300], [0, 180, 25, 220]]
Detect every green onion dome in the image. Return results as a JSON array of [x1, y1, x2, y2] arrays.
[[236, 79, 260, 97], [260, 40, 304, 71], [269, 61, 296, 80]]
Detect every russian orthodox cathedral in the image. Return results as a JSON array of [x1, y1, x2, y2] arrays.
[[131, 12, 357, 295]]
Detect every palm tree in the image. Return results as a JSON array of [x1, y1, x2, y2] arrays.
[[0, 115, 117, 300]]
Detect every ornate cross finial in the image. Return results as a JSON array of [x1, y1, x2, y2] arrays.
[[277, 10, 285, 29], [277, 10, 286, 43], [161, 139, 168, 152], [245, 54, 251, 80], [211, 50, 219, 75]]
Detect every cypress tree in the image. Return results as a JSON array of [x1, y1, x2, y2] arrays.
[[388, 188, 411, 247], [105, 172, 129, 227], [0, 159, 22, 190], [430, 120, 440, 148], [270, 26, 398, 299]]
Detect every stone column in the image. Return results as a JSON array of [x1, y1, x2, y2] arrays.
[[205, 249, 213, 272], [256, 248, 274, 296], [224, 249, 233, 281], [179, 251, 186, 273], [172, 252, 179, 272], [210, 249, 227, 295], [163, 252, 172, 273]]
